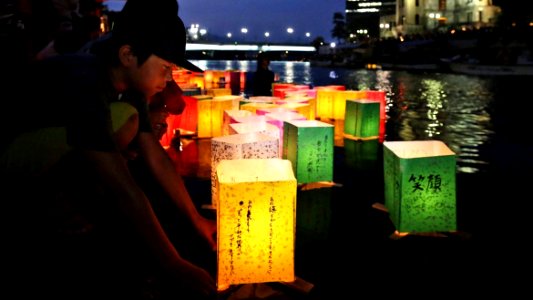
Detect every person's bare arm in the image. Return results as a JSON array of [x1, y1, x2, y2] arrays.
[[83, 149, 215, 296], [136, 131, 217, 251]]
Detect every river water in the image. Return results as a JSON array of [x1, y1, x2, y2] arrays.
[[191, 59, 532, 241]]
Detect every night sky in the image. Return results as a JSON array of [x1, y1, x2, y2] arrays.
[[104, 0, 346, 43]]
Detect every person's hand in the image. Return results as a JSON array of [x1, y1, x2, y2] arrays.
[[194, 216, 217, 252], [167, 258, 217, 299]]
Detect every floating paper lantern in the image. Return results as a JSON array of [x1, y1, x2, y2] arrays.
[[383, 140, 457, 233], [229, 122, 281, 153], [197, 96, 234, 138], [206, 88, 232, 97], [216, 158, 296, 290], [283, 120, 334, 184], [241, 96, 280, 108], [279, 103, 311, 120], [266, 111, 307, 156], [240, 102, 279, 114], [256, 107, 296, 116], [211, 133, 279, 208], [333, 90, 365, 120], [222, 109, 253, 136], [344, 99, 380, 140], [315, 89, 336, 120]]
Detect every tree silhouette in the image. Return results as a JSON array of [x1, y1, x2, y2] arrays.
[[331, 12, 347, 44]]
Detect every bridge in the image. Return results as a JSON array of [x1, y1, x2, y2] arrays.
[[185, 42, 316, 60]]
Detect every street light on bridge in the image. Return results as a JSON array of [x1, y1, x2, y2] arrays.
[[241, 27, 248, 42]]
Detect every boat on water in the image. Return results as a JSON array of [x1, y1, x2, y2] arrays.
[[448, 62, 533, 76]]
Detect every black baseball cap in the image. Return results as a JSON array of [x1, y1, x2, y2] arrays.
[[112, 11, 203, 73], [146, 16, 203, 73]]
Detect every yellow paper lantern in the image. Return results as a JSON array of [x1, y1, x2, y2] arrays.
[[315, 89, 337, 120], [197, 96, 234, 138], [333, 90, 365, 120], [216, 158, 296, 290], [206, 88, 232, 97], [211, 133, 280, 208]]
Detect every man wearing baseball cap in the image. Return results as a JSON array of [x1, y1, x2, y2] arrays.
[[1, 1, 216, 299]]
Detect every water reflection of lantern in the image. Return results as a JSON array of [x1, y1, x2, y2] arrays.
[[344, 138, 380, 171], [296, 184, 333, 242], [383, 140, 457, 233], [211, 133, 279, 208], [216, 158, 296, 291], [344, 99, 380, 141], [283, 120, 334, 184]]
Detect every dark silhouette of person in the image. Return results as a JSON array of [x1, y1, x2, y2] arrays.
[[252, 52, 275, 96]]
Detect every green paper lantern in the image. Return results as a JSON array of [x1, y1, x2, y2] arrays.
[[283, 120, 334, 184], [344, 138, 380, 171], [344, 99, 380, 140], [383, 140, 457, 233]]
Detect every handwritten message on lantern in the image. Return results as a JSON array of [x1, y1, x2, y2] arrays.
[[383, 140, 457, 233], [216, 158, 296, 290]]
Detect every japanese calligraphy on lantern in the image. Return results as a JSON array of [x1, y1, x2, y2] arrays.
[[383, 140, 457, 233]]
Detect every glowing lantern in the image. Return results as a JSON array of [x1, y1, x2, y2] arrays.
[[278, 103, 311, 120], [222, 110, 253, 136], [283, 97, 316, 120], [256, 107, 296, 116], [189, 73, 205, 91], [216, 158, 296, 290], [383, 140, 457, 233], [266, 111, 307, 156], [344, 99, 380, 140], [197, 96, 234, 138], [363, 90, 387, 141], [240, 102, 279, 114], [333, 90, 365, 120], [206, 88, 232, 97], [283, 120, 334, 184], [315, 89, 336, 120], [229, 122, 281, 153], [211, 133, 279, 208], [241, 96, 279, 108]]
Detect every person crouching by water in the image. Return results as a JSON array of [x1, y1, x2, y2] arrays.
[[0, 0, 217, 299]]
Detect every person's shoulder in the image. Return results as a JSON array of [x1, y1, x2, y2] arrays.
[[36, 53, 102, 79]]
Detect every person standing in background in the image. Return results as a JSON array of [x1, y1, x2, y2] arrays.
[[252, 52, 275, 96]]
